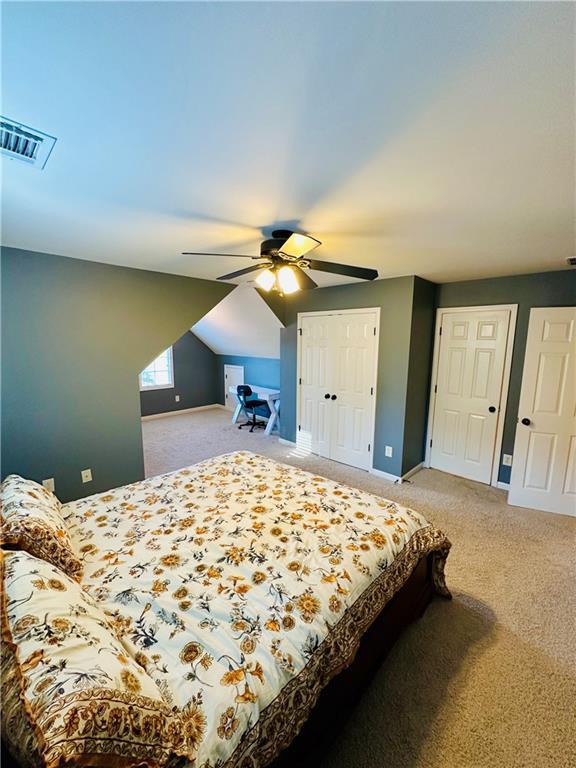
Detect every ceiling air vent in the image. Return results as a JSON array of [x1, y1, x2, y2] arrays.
[[0, 117, 56, 169]]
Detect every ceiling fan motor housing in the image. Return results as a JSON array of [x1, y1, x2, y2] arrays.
[[260, 237, 288, 258], [261, 229, 306, 260]]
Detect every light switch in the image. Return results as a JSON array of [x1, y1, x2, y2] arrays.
[[502, 454, 513, 467], [81, 469, 93, 483], [385, 445, 393, 458], [175, 395, 180, 402], [42, 478, 55, 492]]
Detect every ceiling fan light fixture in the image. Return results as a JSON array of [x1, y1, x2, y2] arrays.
[[279, 232, 321, 258], [255, 268, 276, 292], [186, 228, 377, 289], [277, 265, 300, 294]]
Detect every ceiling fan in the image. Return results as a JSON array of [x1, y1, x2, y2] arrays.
[[182, 229, 378, 294]]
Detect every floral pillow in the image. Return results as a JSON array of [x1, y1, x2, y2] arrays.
[[1, 549, 201, 768], [0, 474, 83, 581]]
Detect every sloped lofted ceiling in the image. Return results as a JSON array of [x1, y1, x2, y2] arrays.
[[192, 285, 282, 358], [1, 2, 574, 285]]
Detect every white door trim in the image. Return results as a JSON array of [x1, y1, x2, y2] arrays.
[[296, 307, 380, 471], [425, 304, 518, 487]]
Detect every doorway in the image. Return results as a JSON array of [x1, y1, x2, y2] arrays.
[[224, 364, 244, 411], [296, 308, 379, 471], [509, 307, 576, 516], [426, 305, 517, 485]]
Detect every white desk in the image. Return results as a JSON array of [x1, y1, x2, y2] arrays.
[[229, 384, 280, 436]]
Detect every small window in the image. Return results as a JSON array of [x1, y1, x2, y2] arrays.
[[139, 347, 174, 390]]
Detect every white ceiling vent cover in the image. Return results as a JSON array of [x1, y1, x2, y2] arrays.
[[1, 117, 56, 169]]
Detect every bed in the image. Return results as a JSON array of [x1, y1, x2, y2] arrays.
[[1, 451, 451, 768]]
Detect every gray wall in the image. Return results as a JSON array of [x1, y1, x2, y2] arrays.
[[141, 345, 282, 415], [402, 277, 436, 475], [276, 276, 434, 477], [6, 244, 565, 498], [216, 355, 280, 406], [1, 247, 232, 501], [140, 332, 218, 417], [436, 269, 576, 483]]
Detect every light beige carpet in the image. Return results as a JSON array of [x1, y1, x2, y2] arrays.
[[142, 408, 576, 768]]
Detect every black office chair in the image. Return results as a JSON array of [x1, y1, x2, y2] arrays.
[[236, 385, 271, 433]]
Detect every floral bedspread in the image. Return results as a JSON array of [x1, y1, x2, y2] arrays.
[[63, 451, 450, 768]]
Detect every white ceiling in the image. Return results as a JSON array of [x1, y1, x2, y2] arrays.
[[192, 285, 281, 357], [1, 2, 574, 285]]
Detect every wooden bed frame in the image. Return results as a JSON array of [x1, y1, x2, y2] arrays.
[[271, 553, 434, 767], [1, 555, 434, 768]]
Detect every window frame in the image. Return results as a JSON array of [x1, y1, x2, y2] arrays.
[[139, 346, 175, 391]]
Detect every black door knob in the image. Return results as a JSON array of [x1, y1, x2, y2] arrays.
[[331, 394, 337, 400], [521, 417, 531, 426], [488, 406, 496, 413], [324, 393, 330, 399]]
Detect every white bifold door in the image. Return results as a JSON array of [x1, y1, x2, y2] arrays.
[[509, 308, 576, 516], [298, 311, 378, 471], [430, 308, 513, 483]]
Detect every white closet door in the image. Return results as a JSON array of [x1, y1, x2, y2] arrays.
[[298, 310, 378, 471], [509, 307, 576, 516], [224, 365, 244, 411], [430, 309, 511, 483], [299, 314, 332, 457], [330, 312, 378, 470]]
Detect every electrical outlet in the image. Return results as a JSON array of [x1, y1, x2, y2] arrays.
[[42, 478, 55, 492], [175, 395, 180, 402], [502, 454, 513, 467], [385, 445, 393, 458], [81, 468, 93, 483]]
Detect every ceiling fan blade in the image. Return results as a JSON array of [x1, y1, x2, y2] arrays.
[[279, 233, 321, 258], [292, 265, 318, 290], [182, 252, 258, 258], [217, 262, 271, 281], [308, 259, 378, 281]]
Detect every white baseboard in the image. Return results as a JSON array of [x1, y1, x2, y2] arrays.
[[370, 461, 424, 484], [141, 404, 224, 422], [369, 467, 402, 483], [402, 462, 424, 481], [497, 481, 510, 490], [277, 443, 424, 484]]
